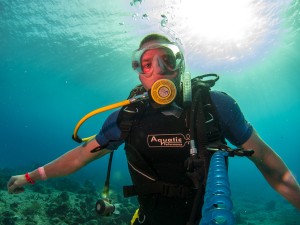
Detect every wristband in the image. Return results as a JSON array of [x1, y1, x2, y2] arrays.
[[25, 173, 35, 184], [38, 166, 48, 180]]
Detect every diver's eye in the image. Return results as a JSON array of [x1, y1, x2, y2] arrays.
[[142, 62, 152, 73]]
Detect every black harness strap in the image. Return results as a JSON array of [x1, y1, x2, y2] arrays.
[[123, 182, 192, 198], [102, 151, 114, 198], [117, 85, 147, 140]]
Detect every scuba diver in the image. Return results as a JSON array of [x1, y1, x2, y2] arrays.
[[7, 33, 300, 225]]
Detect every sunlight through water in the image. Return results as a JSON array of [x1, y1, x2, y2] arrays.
[[126, 0, 293, 72]]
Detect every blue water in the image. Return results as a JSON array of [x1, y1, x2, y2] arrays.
[[1, 0, 300, 218]]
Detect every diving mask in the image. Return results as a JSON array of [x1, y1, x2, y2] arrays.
[[132, 43, 184, 75]]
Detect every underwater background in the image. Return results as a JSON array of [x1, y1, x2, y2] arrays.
[[0, 0, 300, 224]]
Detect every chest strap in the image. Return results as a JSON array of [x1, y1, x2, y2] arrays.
[[123, 182, 193, 199]]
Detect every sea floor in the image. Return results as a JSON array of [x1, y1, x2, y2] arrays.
[[1, 168, 299, 225]]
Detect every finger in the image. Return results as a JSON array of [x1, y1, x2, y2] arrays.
[[13, 187, 25, 194], [8, 184, 17, 194], [7, 177, 17, 192], [7, 177, 16, 189], [7, 177, 22, 194], [8, 184, 24, 194]]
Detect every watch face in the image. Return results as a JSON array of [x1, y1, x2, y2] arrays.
[[158, 86, 170, 98]]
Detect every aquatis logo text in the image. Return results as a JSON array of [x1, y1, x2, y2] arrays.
[[147, 133, 190, 148]]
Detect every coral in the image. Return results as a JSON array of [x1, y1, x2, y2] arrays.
[[1, 210, 16, 225], [9, 202, 19, 211], [0, 166, 138, 225], [59, 191, 70, 202], [85, 220, 99, 225], [46, 202, 70, 219], [21, 200, 42, 219], [49, 217, 61, 224], [27, 182, 48, 194]]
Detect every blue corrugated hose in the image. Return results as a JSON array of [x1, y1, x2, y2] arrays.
[[200, 151, 235, 225]]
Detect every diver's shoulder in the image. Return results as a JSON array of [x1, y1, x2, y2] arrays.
[[209, 90, 235, 103]]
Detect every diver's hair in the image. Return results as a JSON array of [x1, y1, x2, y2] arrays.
[[139, 33, 171, 48]]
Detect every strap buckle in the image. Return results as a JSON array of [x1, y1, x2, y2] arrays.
[[207, 144, 254, 157]]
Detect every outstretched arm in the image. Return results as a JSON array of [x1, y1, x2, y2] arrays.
[[7, 138, 111, 194], [242, 129, 300, 209]]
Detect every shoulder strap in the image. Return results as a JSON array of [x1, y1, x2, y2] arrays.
[[117, 85, 147, 139], [190, 74, 224, 147]]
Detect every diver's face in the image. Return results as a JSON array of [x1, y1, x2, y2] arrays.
[[138, 42, 180, 91]]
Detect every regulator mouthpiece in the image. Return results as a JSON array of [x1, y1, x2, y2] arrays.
[[150, 79, 177, 105]]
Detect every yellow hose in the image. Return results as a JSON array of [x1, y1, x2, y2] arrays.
[[73, 99, 131, 143]]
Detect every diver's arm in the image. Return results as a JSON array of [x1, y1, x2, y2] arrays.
[[7, 138, 111, 194], [242, 129, 300, 209], [34, 138, 111, 179]]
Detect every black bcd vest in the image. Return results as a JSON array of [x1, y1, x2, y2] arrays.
[[117, 74, 226, 199]]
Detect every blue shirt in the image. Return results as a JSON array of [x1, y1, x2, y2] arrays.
[[96, 91, 253, 149]]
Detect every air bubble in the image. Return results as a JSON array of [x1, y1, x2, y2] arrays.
[[161, 15, 168, 27], [130, 0, 142, 6], [142, 14, 149, 20], [132, 13, 138, 20]]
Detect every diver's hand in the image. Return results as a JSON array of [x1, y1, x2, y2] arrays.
[[7, 175, 27, 194]]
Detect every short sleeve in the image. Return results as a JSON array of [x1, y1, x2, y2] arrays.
[[95, 109, 124, 150], [210, 91, 253, 146]]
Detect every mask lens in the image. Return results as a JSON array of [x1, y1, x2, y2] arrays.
[[161, 50, 176, 70], [132, 43, 183, 75], [132, 60, 139, 71]]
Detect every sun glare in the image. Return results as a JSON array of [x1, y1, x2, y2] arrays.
[[178, 1, 256, 42], [165, 0, 275, 71], [128, 0, 291, 71]]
